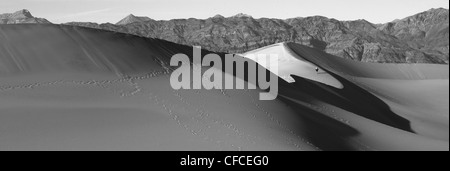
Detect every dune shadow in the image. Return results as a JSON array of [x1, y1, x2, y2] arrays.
[[309, 39, 328, 51], [285, 43, 414, 133], [277, 86, 361, 151]]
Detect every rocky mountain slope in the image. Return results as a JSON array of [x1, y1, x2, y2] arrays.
[[378, 8, 449, 62], [66, 8, 449, 64], [0, 9, 51, 24]]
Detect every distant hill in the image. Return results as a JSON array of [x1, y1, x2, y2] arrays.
[[0, 9, 51, 24], [116, 14, 154, 25]]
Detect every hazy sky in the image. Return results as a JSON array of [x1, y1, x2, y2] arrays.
[[1, 0, 449, 24]]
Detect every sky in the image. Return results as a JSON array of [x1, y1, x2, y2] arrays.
[[1, 0, 449, 24]]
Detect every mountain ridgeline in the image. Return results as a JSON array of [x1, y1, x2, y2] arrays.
[[1, 9, 448, 63]]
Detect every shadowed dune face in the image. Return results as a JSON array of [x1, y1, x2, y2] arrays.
[[0, 25, 448, 151]]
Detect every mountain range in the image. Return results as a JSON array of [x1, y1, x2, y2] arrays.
[[1, 8, 448, 64]]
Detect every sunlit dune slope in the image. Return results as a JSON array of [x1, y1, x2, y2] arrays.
[[241, 42, 343, 88]]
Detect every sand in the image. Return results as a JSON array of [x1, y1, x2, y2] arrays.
[[0, 24, 448, 151]]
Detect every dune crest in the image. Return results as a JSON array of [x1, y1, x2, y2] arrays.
[[242, 42, 343, 88]]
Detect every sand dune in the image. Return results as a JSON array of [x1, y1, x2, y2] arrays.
[[0, 24, 448, 151]]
